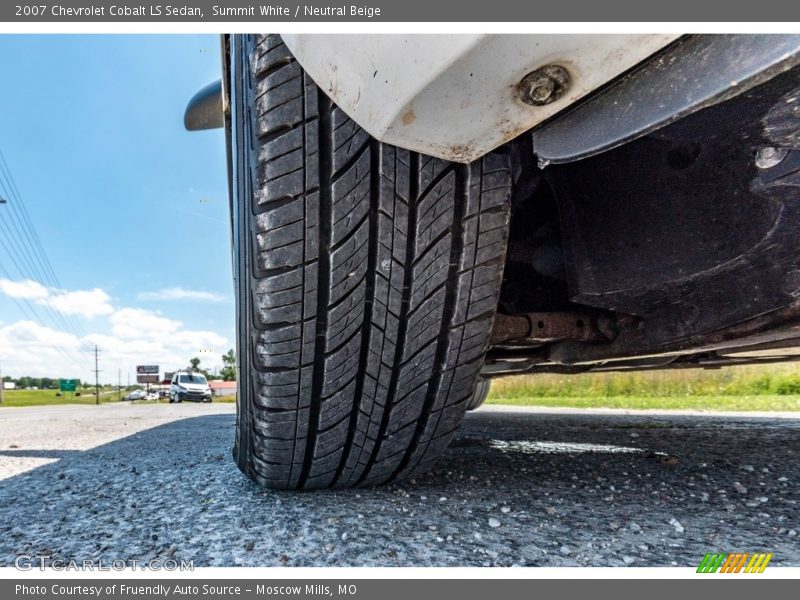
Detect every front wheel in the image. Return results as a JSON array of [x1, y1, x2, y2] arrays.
[[230, 34, 511, 490], [465, 379, 491, 411]]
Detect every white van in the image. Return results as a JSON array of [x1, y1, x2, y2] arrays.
[[169, 371, 213, 403]]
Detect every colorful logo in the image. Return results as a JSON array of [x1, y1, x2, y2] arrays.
[[697, 553, 773, 573]]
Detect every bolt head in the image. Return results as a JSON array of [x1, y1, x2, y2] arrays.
[[526, 76, 555, 104], [782, 270, 800, 297], [519, 65, 570, 106], [755, 147, 789, 169]]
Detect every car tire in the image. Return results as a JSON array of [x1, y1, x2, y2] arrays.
[[465, 379, 491, 411], [229, 34, 511, 490]]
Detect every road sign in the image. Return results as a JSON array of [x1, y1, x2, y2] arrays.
[[59, 379, 78, 392], [136, 374, 159, 384], [136, 365, 159, 374]]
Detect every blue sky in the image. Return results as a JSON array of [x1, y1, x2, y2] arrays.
[[0, 35, 233, 383]]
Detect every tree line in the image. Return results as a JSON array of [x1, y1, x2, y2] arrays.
[[0, 376, 87, 389], [2, 349, 238, 389], [186, 349, 236, 381]]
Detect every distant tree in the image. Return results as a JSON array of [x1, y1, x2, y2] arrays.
[[189, 357, 201, 372], [221, 349, 236, 381]]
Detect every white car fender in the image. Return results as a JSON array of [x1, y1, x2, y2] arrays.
[[282, 34, 679, 163]]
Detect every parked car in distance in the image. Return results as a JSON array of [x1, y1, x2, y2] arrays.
[[122, 390, 146, 401], [145, 391, 160, 401], [169, 371, 213, 403]]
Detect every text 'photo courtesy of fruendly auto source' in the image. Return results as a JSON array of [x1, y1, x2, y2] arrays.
[[1, 1, 800, 593]]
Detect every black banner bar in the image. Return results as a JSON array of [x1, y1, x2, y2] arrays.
[[3, 0, 800, 22], [2, 579, 797, 600]]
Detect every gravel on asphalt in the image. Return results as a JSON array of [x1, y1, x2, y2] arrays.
[[0, 403, 797, 567]]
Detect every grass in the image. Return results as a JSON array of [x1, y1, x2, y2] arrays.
[[486, 393, 800, 412], [0, 389, 238, 408], [4, 364, 800, 412], [0, 388, 123, 407], [486, 364, 800, 411]]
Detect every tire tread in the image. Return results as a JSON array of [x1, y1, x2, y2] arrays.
[[235, 34, 511, 489]]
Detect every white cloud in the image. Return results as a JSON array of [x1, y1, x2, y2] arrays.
[[109, 308, 182, 339], [0, 279, 231, 381], [137, 287, 228, 303], [0, 279, 113, 318], [0, 320, 87, 378], [42, 288, 114, 318], [0, 278, 49, 300], [0, 315, 231, 383], [1, 320, 76, 347]]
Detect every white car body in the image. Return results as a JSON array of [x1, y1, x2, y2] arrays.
[[170, 372, 213, 402], [282, 34, 679, 162]]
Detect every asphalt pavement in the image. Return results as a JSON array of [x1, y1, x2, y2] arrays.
[[0, 402, 798, 567]]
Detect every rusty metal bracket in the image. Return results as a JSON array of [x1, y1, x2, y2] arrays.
[[491, 311, 615, 345]]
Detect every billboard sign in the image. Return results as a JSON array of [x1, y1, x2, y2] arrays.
[[136, 365, 159, 374]]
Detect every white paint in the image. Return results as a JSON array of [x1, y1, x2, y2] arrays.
[[487, 439, 660, 455]]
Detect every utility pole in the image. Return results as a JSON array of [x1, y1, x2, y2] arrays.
[[93, 345, 101, 405], [118, 368, 121, 401]]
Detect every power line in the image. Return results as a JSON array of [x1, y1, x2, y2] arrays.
[[0, 237, 88, 364], [0, 216, 85, 342], [0, 259, 89, 373], [0, 229, 83, 342], [0, 151, 102, 379], [0, 187, 50, 287], [0, 164, 57, 293], [0, 151, 85, 339], [0, 163, 90, 373], [0, 153, 90, 373], [0, 151, 69, 293], [0, 208, 85, 342], [0, 187, 50, 286]]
